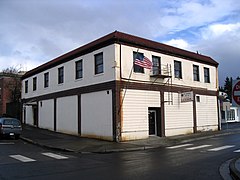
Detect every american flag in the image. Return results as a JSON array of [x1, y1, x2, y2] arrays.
[[134, 55, 153, 69]]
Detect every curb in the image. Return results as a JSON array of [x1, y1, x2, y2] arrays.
[[230, 158, 240, 180], [20, 136, 74, 153], [20, 129, 240, 154], [20, 136, 149, 154]]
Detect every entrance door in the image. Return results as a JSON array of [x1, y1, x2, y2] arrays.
[[32, 105, 38, 127], [149, 110, 157, 135]]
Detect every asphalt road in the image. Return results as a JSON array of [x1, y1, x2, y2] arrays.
[[1, 133, 240, 180]]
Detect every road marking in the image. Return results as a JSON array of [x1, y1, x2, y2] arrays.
[[167, 144, 193, 149], [0, 142, 15, 145], [42, 152, 68, 159], [10, 155, 36, 162], [208, 145, 235, 152], [234, 149, 240, 153], [186, 145, 212, 150]]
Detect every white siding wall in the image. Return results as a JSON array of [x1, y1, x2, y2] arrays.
[[25, 106, 34, 125], [57, 96, 78, 135], [39, 99, 54, 131], [22, 44, 116, 99], [121, 89, 160, 141], [115, 44, 217, 91], [81, 90, 113, 140], [196, 95, 218, 131], [165, 92, 194, 136]]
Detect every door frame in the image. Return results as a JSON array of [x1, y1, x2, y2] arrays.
[[32, 105, 38, 127], [148, 107, 162, 137], [149, 110, 157, 135]]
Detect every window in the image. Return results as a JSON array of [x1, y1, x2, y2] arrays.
[[44, 72, 49, 88], [152, 56, 161, 75], [33, 77, 37, 91], [174, 60, 182, 79], [204, 67, 210, 83], [227, 109, 235, 120], [196, 96, 200, 102], [95, 53, 103, 74], [58, 67, 64, 84], [133, 52, 144, 73], [25, 80, 28, 93], [193, 65, 200, 81], [75, 60, 83, 79]]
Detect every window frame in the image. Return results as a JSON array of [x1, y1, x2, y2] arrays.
[[58, 67, 64, 84], [193, 65, 200, 81], [204, 67, 210, 83], [75, 60, 83, 79], [44, 72, 49, 88], [133, 51, 144, 73], [25, 80, 28, 93], [152, 55, 161, 75], [174, 60, 182, 79], [33, 77, 37, 91], [94, 52, 104, 75]]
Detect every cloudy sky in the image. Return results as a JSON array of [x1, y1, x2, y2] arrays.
[[0, 0, 240, 85]]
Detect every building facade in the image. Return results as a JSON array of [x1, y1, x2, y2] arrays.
[[21, 31, 219, 141]]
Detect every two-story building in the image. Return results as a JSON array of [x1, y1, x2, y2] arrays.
[[21, 31, 219, 141]]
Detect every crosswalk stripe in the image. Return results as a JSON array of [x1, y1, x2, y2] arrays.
[[10, 155, 36, 162], [42, 152, 68, 159], [234, 149, 240, 153], [208, 145, 235, 152], [186, 145, 212, 150], [167, 144, 193, 149]]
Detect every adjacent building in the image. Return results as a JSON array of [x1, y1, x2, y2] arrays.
[[0, 72, 24, 118], [0, 74, 12, 116], [219, 91, 240, 123], [21, 31, 219, 141]]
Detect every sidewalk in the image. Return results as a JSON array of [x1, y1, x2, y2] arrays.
[[20, 124, 240, 153]]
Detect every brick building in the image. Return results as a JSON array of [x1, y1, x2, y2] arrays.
[[0, 72, 24, 117], [0, 74, 12, 116]]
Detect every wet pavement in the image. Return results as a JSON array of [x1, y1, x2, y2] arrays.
[[21, 123, 240, 154], [19, 122, 240, 179]]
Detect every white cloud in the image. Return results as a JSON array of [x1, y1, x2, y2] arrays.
[[155, 0, 240, 36], [163, 39, 191, 50], [201, 23, 240, 39], [0, 55, 41, 72]]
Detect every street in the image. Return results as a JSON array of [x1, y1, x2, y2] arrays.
[[1, 132, 240, 180]]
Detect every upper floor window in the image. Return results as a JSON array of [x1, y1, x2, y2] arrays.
[[58, 67, 64, 84], [174, 60, 182, 79], [44, 72, 49, 88], [204, 67, 210, 83], [133, 52, 144, 73], [76, 60, 83, 79], [25, 80, 28, 93], [33, 77, 37, 91], [152, 56, 161, 75], [94, 52, 103, 74], [193, 65, 200, 81]]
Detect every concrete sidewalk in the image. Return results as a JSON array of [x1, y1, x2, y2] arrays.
[[20, 124, 240, 154]]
